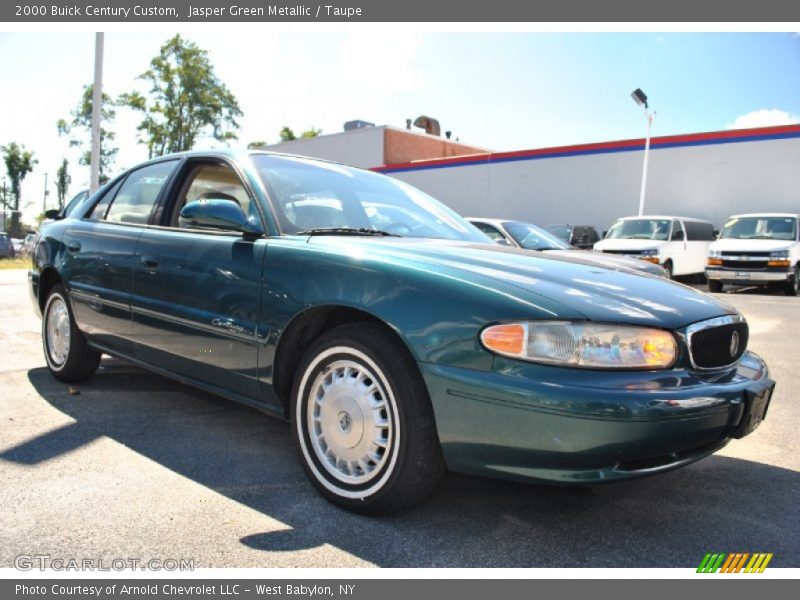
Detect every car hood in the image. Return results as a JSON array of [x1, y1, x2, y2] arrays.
[[593, 239, 663, 252], [709, 238, 797, 252], [544, 248, 667, 277], [306, 237, 735, 329]]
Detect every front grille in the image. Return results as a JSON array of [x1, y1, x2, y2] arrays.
[[688, 318, 748, 370], [721, 260, 767, 269], [602, 250, 639, 256], [720, 252, 770, 258]]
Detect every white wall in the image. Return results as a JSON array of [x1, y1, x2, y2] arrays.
[[263, 127, 385, 169], [389, 136, 800, 231]]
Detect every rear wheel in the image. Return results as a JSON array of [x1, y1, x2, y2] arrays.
[[291, 322, 445, 514], [785, 266, 799, 296], [708, 279, 723, 293], [663, 261, 673, 280], [42, 284, 101, 382]]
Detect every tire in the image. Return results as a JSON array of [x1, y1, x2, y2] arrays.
[[42, 283, 101, 382], [708, 279, 723, 293], [291, 322, 445, 515], [785, 267, 799, 297], [663, 261, 673, 280]]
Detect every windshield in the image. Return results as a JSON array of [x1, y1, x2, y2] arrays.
[[251, 154, 490, 242], [719, 216, 797, 241], [504, 222, 573, 250], [544, 225, 571, 242], [605, 218, 671, 240]]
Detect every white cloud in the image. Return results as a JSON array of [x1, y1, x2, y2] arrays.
[[726, 109, 800, 130]]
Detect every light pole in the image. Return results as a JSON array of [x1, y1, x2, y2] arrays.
[[631, 88, 655, 216], [90, 32, 104, 194]]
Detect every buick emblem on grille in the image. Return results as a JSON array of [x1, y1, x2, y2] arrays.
[[729, 331, 740, 358]]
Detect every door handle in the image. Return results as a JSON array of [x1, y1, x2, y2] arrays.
[[141, 255, 160, 269], [66, 240, 81, 253]]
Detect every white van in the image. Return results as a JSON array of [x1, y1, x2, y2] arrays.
[[706, 213, 800, 296], [593, 216, 716, 279]]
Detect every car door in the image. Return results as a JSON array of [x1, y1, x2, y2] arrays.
[[62, 160, 179, 355], [130, 159, 268, 401]]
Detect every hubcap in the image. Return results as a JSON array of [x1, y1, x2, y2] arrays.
[[46, 297, 71, 366], [307, 359, 393, 485]]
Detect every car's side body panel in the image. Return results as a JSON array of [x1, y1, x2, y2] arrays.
[[130, 227, 268, 400]]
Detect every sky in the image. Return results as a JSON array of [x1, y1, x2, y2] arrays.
[[0, 31, 798, 222]]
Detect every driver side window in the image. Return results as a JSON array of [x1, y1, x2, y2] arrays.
[[172, 163, 253, 228]]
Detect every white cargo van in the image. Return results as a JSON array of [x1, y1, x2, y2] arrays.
[[706, 213, 800, 296], [593, 216, 716, 279]]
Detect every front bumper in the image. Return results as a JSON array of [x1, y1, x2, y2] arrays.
[[421, 351, 772, 483], [706, 268, 792, 283]]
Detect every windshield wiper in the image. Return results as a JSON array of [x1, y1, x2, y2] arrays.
[[297, 227, 400, 237]]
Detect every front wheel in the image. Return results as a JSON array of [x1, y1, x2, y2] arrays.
[[291, 323, 445, 514], [43, 284, 101, 382], [785, 266, 799, 296], [708, 279, 723, 293]]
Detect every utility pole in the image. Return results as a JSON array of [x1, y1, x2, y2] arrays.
[[43, 172, 49, 215], [90, 32, 104, 193], [1, 178, 7, 231]]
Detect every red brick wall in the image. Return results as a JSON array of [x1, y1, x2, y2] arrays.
[[384, 129, 486, 165]]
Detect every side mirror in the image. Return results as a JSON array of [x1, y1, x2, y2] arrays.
[[179, 199, 262, 235], [713, 229, 720, 238], [672, 230, 685, 241], [44, 209, 62, 220], [494, 237, 511, 246], [602, 230, 608, 238]]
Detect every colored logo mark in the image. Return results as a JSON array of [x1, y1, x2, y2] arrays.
[[697, 552, 773, 573]]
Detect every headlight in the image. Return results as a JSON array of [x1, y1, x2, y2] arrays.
[[640, 248, 658, 257], [708, 249, 721, 259], [480, 321, 678, 369], [770, 250, 789, 258]]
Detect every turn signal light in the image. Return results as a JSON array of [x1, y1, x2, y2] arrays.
[[767, 259, 790, 267], [707, 257, 723, 266], [480, 323, 526, 356], [640, 257, 660, 264]]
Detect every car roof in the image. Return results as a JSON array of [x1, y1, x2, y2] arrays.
[[728, 213, 800, 219], [132, 148, 356, 171], [466, 217, 509, 226], [616, 215, 713, 223]]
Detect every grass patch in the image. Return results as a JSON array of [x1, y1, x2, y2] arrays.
[[0, 257, 30, 270]]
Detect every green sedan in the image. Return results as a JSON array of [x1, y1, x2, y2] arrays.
[[29, 151, 774, 514]]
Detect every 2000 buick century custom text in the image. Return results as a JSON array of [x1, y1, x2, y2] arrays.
[[28, 151, 775, 514]]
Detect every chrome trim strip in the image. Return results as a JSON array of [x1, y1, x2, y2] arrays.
[[685, 314, 747, 371]]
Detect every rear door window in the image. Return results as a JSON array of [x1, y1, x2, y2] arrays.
[[104, 160, 178, 224]]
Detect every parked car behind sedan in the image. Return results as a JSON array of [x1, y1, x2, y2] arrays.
[[30, 150, 775, 514], [706, 213, 800, 295], [0, 232, 15, 258], [469, 218, 667, 278], [594, 215, 716, 279], [544, 224, 601, 249]]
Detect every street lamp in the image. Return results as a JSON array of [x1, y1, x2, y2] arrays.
[[631, 88, 656, 216]]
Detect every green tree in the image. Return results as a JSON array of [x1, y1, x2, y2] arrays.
[[1, 142, 37, 211], [279, 126, 296, 142], [55, 158, 71, 210], [247, 141, 267, 149], [120, 34, 243, 158], [300, 127, 322, 139], [58, 84, 118, 184], [1, 142, 37, 236], [278, 126, 320, 142]]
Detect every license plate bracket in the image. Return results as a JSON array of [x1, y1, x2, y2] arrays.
[[731, 381, 775, 439]]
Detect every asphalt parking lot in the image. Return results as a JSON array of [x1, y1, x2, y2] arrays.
[[1, 268, 798, 568]]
